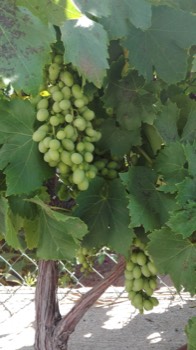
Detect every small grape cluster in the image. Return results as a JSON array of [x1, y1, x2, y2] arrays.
[[94, 156, 123, 180], [32, 54, 101, 191], [77, 246, 97, 273], [124, 238, 159, 313]]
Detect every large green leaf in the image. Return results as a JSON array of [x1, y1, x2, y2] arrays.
[[181, 109, 196, 143], [74, 177, 133, 255], [168, 203, 196, 239], [100, 0, 152, 39], [154, 143, 188, 185], [176, 178, 196, 206], [98, 119, 142, 157], [186, 317, 196, 350], [29, 197, 88, 260], [61, 18, 109, 87], [16, 0, 81, 23], [0, 2, 55, 94], [124, 6, 196, 83], [148, 227, 196, 295], [0, 100, 53, 195], [154, 101, 180, 143], [120, 167, 177, 231]]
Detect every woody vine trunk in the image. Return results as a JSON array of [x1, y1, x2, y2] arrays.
[[34, 257, 125, 350]]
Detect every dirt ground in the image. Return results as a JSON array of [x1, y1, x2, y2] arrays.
[[0, 281, 195, 350]]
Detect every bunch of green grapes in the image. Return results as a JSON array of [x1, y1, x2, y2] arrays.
[[32, 54, 101, 191], [124, 238, 159, 313], [94, 156, 123, 180], [77, 246, 97, 273]]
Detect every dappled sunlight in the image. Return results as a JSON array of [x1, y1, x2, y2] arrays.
[[147, 331, 163, 344], [75, 15, 94, 28]]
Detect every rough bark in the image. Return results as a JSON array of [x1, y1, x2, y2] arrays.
[[176, 345, 187, 350], [35, 256, 125, 350]]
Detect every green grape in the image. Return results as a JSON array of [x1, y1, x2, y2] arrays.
[[43, 151, 50, 163], [65, 113, 73, 123], [128, 291, 136, 301], [132, 278, 144, 292], [150, 297, 159, 307], [59, 99, 71, 110], [52, 91, 64, 102], [58, 162, 70, 175], [60, 71, 74, 87], [124, 270, 133, 280], [72, 84, 83, 99], [94, 160, 105, 170], [42, 136, 52, 148], [107, 161, 118, 170], [125, 279, 134, 292], [53, 54, 63, 65], [38, 141, 47, 153], [84, 152, 93, 163], [52, 102, 62, 114], [143, 299, 153, 311], [73, 116, 86, 131], [56, 130, 66, 140], [132, 265, 142, 279], [64, 125, 75, 138], [48, 149, 60, 162], [132, 293, 143, 309], [61, 86, 71, 99], [48, 85, 59, 94], [50, 115, 61, 126], [37, 98, 49, 109], [149, 278, 158, 290], [107, 169, 118, 179], [126, 261, 135, 271], [147, 261, 157, 275], [85, 127, 96, 137], [73, 169, 85, 185], [58, 81, 64, 89], [77, 178, 89, 191], [86, 168, 97, 179], [83, 108, 95, 121], [61, 151, 73, 166], [130, 252, 138, 264], [62, 139, 75, 152], [49, 139, 61, 150], [141, 265, 151, 278], [74, 98, 85, 108], [76, 142, 85, 153], [49, 63, 60, 81], [136, 252, 147, 266], [71, 152, 83, 165], [32, 129, 46, 142], [101, 168, 109, 176], [84, 142, 95, 152], [36, 108, 49, 122]]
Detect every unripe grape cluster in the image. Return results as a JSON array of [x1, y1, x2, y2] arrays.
[[124, 238, 159, 313], [94, 156, 123, 180], [32, 54, 101, 191], [77, 246, 97, 273]]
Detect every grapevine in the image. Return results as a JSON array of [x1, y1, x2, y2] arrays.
[[32, 52, 101, 193], [124, 238, 159, 313]]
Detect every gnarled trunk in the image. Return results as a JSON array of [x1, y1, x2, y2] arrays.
[[35, 256, 125, 350]]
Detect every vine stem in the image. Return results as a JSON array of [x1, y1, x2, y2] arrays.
[[136, 146, 153, 166], [35, 256, 125, 350]]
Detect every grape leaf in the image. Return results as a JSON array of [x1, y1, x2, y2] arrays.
[[0, 2, 55, 94], [149, 0, 196, 12], [124, 6, 196, 83], [98, 119, 141, 157], [0, 196, 9, 237], [184, 142, 196, 177], [5, 211, 24, 250], [148, 227, 196, 295], [176, 178, 196, 205], [100, 0, 152, 39], [73, 0, 111, 17], [154, 101, 180, 143], [16, 0, 81, 23], [103, 70, 157, 131], [29, 197, 88, 260], [74, 177, 134, 255], [186, 317, 196, 350], [168, 203, 196, 238], [61, 18, 109, 88], [154, 143, 188, 185], [120, 167, 176, 232], [0, 100, 53, 195], [181, 109, 196, 143], [23, 217, 40, 249]]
